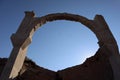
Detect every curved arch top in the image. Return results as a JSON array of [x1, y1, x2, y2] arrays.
[[33, 13, 115, 45], [0, 11, 120, 80], [34, 13, 94, 31], [16, 12, 96, 36], [16, 11, 118, 49]]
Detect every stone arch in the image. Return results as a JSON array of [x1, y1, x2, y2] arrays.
[[28, 19, 98, 71], [0, 11, 120, 80]]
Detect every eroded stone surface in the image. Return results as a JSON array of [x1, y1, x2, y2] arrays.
[[0, 46, 113, 80], [0, 11, 119, 80]]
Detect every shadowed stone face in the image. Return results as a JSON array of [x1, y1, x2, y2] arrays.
[[0, 11, 120, 80], [0, 48, 114, 80]]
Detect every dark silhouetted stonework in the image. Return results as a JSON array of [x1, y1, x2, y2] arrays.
[[0, 46, 113, 80], [58, 47, 113, 80], [1, 12, 119, 80], [0, 58, 7, 75]]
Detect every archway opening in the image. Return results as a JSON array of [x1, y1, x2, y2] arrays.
[[27, 20, 98, 71]]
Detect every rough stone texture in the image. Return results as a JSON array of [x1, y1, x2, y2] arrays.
[[0, 46, 114, 80], [0, 11, 120, 80], [0, 58, 56, 80], [58, 47, 113, 80]]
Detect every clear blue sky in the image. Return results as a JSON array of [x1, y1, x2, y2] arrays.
[[0, 0, 120, 71]]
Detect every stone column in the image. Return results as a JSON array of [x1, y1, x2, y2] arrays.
[[93, 15, 120, 80], [0, 12, 34, 80], [92, 15, 119, 55], [0, 11, 120, 80], [0, 35, 31, 80]]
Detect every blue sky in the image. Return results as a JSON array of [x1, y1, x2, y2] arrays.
[[0, 0, 120, 71]]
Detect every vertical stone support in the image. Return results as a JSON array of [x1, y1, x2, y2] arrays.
[[0, 11, 119, 80], [0, 35, 31, 80], [0, 12, 34, 80], [94, 15, 120, 80]]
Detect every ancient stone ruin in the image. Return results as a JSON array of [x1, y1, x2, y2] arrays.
[[0, 11, 120, 80]]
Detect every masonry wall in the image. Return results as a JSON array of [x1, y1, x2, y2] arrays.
[[0, 46, 114, 80]]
